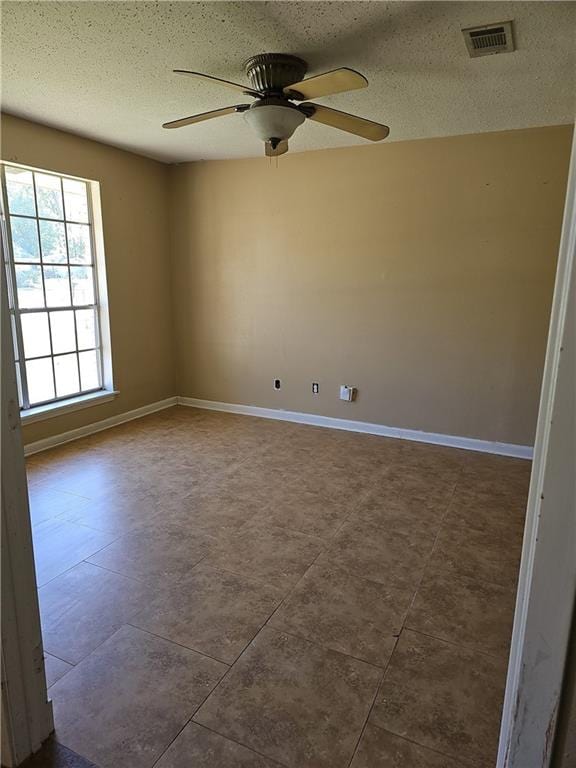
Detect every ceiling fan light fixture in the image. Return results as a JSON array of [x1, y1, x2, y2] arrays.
[[243, 102, 305, 142]]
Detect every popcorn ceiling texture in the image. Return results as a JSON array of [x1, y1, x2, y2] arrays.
[[1, 1, 575, 162]]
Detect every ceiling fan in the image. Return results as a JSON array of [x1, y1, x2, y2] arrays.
[[162, 53, 390, 156]]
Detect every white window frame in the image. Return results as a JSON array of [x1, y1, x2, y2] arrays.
[[0, 162, 116, 422]]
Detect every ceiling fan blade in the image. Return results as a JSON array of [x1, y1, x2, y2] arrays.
[[265, 139, 289, 157], [174, 70, 259, 97], [285, 67, 367, 101], [162, 105, 248, 129], [302, 103, 389, 141]]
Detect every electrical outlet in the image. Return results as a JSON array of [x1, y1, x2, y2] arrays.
[[339, 385, 357, 402], [273, 379, 281, 390], [312, 382, 319, 394]]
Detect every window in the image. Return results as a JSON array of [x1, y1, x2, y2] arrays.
[[1, 163, 113, 415]]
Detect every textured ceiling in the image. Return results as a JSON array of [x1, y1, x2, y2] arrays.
[[1, 1, 575, 162]]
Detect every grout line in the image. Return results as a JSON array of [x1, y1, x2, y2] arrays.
[[72, 558, 157, 585], [43, 650, 75, 666], [344, 635, 398, 768], [261, 624, 387, 671], [168, 497, 324, 717], [125, 624, 231, 668], [188, 560, 288, 593], [190, 560, 284, 596], [34, 532, 125, 590], [344, 481, 461, 768], [150, 719, 291, 768], [366, 722, 483, 767], [401, 627, 508, 662], [77, 554, 209, 586], [398, 482, 459, 626], [416, 560, 520, 594]]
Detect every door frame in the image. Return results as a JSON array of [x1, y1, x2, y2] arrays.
[[497, 124, 576, 768], [1, 221, 53, 766]]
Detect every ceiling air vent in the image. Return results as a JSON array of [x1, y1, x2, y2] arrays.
[[462, 21, 515, 58]]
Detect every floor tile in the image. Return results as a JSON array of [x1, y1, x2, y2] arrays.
[[297, 466, 377, 503], [52, 625, 227, 768], [461, 454, 532, 486], [406, 568, 516, 657], [148, 460, 237, 499], [58, 490, 161, 534], [194, 627, 382, 768], [43, 462, 140, 499], [162, 487, 263, 538], [253, 487, 355, 539], [446, 488, 527, 539], [203, 522, 325, 590], [154, 722, 280, 767], [87, 522, 215, 584], [354, 492, 446, 535], [39, 561, 152, 663], [32, 518, 117, 587], [131, 564, 282, 663], [28, 487, 89, 528], [318, 519, 435, 589], [429, 521, 521, 588], [350, 724, 464, 768], [44, 653, 74, 689], [370, 630, 506, 764], [269, 563, 411, 666], [373, 468, 456, 509]]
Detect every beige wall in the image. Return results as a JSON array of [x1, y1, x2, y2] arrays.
[[1, 114, 175, 444], [169, 125, 572, 445], [2, 117, 571, 447]]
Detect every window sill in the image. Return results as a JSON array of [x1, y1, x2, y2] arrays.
[[20, 390, 119, 425]]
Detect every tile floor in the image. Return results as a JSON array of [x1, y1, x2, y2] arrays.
[[24, 406, 530, 768]]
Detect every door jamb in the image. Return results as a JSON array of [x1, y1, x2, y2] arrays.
[[1, 208, 54, 766], [497, 125, 576, 767]]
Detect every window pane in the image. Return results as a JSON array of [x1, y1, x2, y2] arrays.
[[67, 223, 91, 264], [26, 357, 55, 404], [79, 349, 100, 391], [21, 312, 51, 358], [70, 266, 95, 305], [10, 217, 40, 261], [5, 167, 35, 216], [63, 178, 89, 222], [54, 353, 80, 397], [39, 220, 67, 263], [44, 266, 71, 307], [15, 265, 44, 308], [35, 173, 64, 219], [76, 308, 97, 349], [50, 310, 76, 354]]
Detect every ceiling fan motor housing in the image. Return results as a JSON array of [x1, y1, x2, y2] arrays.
[[244, 53, 307, 94]]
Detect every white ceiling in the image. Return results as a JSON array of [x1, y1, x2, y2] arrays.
[[1, 1, 575, 163]]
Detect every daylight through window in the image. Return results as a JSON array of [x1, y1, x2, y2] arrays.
[[2, 164, 105, 409]]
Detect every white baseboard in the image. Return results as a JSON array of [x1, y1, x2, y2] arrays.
[[23, 397, 178, 456], [178, 396, 534, 460], [22, 393, 534, 460]]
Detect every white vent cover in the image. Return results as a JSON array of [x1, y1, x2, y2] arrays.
[[462, 21, 515, 58]]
